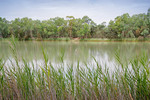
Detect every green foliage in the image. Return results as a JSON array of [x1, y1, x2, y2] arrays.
[[0, 8, 150, 40], [127, 30, 135, 38], [0, 17, 10, 38], [0, 45, 150, 99], [141, 29, 149, 37], [147, 8, 150, 24]]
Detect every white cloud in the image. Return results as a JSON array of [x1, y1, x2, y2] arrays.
[[1, 0, 149, 24]]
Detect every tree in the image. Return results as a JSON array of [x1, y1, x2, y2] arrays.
[[131, 14, 148, 37], [141, 29, 149, 37], [33, 20, 42, 38], [0, 17, 10, 38], [147, 8, 150, 34], [91, 22, 106, 38], [54, 17, 66, 37], [108, 20, 118, 38], [112, 13, 130, 38], [78, 23, 90, 38], [127, 30, 135, 38], [0, 9, 150, 40], [147, 8, 150, 22], [66, 16, 75, 38]]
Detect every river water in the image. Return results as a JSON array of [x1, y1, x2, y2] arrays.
[[0, 41, 150, 70]]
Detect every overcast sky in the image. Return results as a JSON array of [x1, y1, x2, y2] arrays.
[[0, 0, 149, 24]]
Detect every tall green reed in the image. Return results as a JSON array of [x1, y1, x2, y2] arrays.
[[0, 37, 150, 100]]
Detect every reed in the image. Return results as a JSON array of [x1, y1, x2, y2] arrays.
[[0, 38, 150, 100]]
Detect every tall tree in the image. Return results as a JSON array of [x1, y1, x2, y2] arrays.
[[66, 16, 75, 38], [0, 17, 9, 38], [147, 8, 150, 33]]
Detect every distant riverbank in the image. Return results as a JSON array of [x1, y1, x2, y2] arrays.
[[1, 37, 150, 42]]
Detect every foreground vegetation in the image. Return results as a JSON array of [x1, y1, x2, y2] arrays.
[[0, 8, 150, 40], [0, 40, 150, 100]]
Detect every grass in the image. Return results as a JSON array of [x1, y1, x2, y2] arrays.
[[1, 37, 150, 42], [36, 37, 150, 42], [80, 38, 150, 42], [0, 38, 150, 100]]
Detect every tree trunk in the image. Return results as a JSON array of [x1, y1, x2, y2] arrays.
[[30, 29, 33, 39], [0, 32, 2, 38]]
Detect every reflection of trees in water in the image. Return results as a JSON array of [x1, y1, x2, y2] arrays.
[[0, 41, 150, 63], [89, 42, 150, 63]]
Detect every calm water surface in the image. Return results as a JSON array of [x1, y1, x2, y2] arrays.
[[0, 41, 150, 69]]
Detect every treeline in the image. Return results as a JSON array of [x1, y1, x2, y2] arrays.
[[0, 8, 150, 40]]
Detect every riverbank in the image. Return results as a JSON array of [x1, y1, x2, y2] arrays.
[[1, 37, 150, 42]]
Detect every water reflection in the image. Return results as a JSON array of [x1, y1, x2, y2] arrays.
[[0, 41, 150, 68]]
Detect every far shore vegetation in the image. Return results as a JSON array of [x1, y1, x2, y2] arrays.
[[0, 8, 150, 41]]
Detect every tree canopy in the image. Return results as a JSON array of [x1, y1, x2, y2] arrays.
[[0, 9, 150, 40]]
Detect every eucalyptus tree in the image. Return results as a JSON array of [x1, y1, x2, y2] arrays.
[[74, 18, 83, 37], [66, 16, 75, 38], [147, 8, 150, 24], [0, 9, 150, 40], [147, 8, 150, 34], [109, 13, 131, 38], [53, 17, 66, 37], [11, 18, 22, 39], [42, 17, 67, 38], [77, 23, 90, 38], [10, 17, 34, 40], [94, 22, 106, 38], [107, 13, 149, 38], [130, 14, 149, 37], [107, 20, 118, 38], [32, 20, 42, 38], [21, 17, 34, 39], [0, 17, 10, 38], [82, 16, 96, 37]]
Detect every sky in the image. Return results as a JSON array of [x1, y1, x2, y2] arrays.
[[0, 0, 150, 24]]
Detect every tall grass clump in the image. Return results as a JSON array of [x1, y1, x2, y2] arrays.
[[0, 38, 150, 100]]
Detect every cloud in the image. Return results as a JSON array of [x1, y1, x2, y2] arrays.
[[0, 0, 149, 24]]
